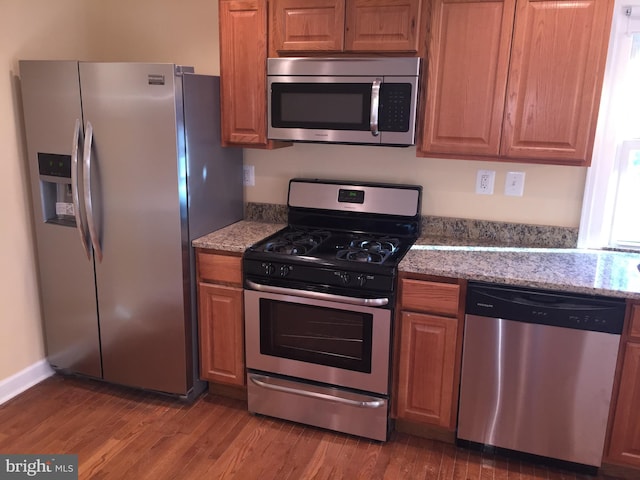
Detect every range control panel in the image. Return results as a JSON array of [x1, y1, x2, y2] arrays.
[[243, 259, 393, 294]]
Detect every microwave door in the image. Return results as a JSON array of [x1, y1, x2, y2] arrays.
[[268, 76, 382, 144]]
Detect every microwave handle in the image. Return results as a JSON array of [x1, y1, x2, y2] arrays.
[[370, 78, 381, 137]]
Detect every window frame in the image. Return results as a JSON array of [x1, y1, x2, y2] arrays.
[[578, 1, 640, 250]]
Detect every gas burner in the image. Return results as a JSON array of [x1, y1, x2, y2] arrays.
[[350, 238, 399, 256], [336, 248, 388, 263], [265, 242, 308, 255], [263, 229, 330, 256], [336, 248, 387, 264]]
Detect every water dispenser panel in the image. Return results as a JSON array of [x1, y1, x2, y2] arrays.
[[38, 153, 71, 179], [37, 152, 75, 226]]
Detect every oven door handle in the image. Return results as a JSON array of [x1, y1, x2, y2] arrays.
[[245, 280, 389, 307], [249, 374, 386, 409]]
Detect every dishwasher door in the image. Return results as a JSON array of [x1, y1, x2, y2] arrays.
[[457, 284, 625, 468]]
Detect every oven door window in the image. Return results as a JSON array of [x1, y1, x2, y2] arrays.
[[271, 83, 372, 131], [259, 298, 373, 373]]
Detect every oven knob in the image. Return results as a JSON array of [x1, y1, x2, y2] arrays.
[[356, 274, 368, 287], [279, 265, 291, 277], [339, 272, 351, 285], [262, 263, 275, 276]]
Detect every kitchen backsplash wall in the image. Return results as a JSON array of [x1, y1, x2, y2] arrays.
[[244, 143, 587, 228], [245, 203, 578, 249]]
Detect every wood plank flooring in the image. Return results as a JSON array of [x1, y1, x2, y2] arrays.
[[0, 375, 627, 479]]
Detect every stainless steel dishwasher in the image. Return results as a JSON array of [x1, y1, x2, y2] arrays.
[[457, 282, 626, 469]]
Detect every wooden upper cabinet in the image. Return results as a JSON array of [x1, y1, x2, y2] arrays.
[[219, 0, 269, 146], [419, 0, 614, 166], [270, 0, 422, 54], [345, 0, 422, 52], [270, 0, 345, 52], [421, 0, 515, 156], [502, 0, 614, 164]]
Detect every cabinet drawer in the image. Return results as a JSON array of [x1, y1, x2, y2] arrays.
[[197, 252, 242, 286], [400, 279, 460, 317], [630, 303, 640, 340]]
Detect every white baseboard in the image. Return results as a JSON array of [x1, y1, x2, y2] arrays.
[[0, 360, 55, 406]]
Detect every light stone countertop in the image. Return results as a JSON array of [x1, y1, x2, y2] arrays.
[[192, 220, 640, 300], [192, 221, 285, 253], [402, 241, 640, 300]]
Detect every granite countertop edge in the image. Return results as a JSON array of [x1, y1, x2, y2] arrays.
[[192, 220, 640, 300]]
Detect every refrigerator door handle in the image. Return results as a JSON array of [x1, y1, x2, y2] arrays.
[[71, 118, 91, 260], [83, 121, 103, 262]]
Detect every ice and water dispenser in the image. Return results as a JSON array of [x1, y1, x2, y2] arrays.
[[37, 152, 76, 226]]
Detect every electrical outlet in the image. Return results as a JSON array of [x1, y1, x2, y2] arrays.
[[475, 170, 495, 195], [243, 165, 255, 186], [505, 171, 525, 196]]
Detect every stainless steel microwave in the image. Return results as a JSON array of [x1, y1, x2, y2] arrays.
[[267, 57, 420, 146]]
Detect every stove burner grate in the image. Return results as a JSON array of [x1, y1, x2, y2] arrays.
[[336, 236, 400, 264], [263, 229, 331, 256]]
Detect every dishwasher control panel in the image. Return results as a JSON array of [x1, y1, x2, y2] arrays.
[[466, 282, 626, 334]]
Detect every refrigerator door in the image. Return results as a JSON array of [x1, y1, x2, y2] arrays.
[[78, 63, 190, 395], [19, 60, 102, 377]]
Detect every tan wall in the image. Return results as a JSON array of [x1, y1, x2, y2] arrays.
[[0, 0, 92, 380], [245, 144, 586, 227], [0, 0, 222, 383], [86, 0, 220, 75], [0, 0, 588, 382]]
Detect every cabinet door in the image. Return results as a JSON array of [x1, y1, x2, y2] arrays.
[[219, 0, 269, 146], [501, 0, 613, 165], [270, 0, 345, 52], [345, 0, 421, 52], [608, 342, 640, 466], [198, 283, 245, 386], [420, 0, 515, 156], [396, 312, 458, 428]]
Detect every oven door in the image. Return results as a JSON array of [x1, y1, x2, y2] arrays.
[[244, 287, 392, 395]]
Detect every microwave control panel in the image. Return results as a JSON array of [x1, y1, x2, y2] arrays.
[[379, 84, 412, 132]]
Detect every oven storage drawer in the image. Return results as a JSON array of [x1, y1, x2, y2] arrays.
[[248, 372, 389, 441]]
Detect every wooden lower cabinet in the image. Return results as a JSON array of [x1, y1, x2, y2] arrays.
[[396, 311, 458, 427], [393, 275, 465, 431], [196, 250, 245, 387], [607, 303, 640, 467]]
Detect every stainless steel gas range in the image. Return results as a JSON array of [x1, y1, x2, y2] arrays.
[[243, 178, 422, 441]]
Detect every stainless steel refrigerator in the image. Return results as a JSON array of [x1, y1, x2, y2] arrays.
[[19, 61, 243, 400]]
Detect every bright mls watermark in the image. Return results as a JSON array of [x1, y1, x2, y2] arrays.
[[0, 455, 77, 479]]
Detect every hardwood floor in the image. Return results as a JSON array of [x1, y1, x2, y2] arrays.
[[0, 375, 626, 479]]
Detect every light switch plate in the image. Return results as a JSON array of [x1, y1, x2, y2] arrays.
[[505, 171, 525, 196], [243, 165, 255, 186]]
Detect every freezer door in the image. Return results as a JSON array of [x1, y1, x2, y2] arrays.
[[19, 60, 102, 377], [78, 63, 190, 395]]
